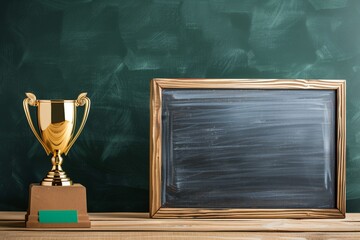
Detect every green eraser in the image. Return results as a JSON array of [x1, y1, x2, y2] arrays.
[[38, 210, 78, 224]]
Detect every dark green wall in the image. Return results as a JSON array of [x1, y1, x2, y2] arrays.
[[1, 0, 360, 212]]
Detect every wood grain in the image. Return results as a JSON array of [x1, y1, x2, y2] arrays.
[[337, 81, 346, 216], [1, 212, 360, 232], [149, 79, 346, 219], [149, 80, 162, 217], [154, 208, 344, 219], [154, 78, 345, 89], [2, 231, 360, 240]]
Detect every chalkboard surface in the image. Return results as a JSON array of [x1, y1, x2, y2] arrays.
[[1, 0, 360, 212], [161, 89, 336, 209]]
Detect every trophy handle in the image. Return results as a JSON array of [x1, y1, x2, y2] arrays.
[[64, 92, 91, 155], [23, 93, 52, 155]]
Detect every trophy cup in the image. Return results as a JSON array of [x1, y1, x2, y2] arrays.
[[23, 93, 91, 228]]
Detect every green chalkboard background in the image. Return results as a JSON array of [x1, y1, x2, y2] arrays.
[[1, 0, 360, 212]]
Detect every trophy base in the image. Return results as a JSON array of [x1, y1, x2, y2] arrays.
[[25, 184, 90, 228], [41, 170, 72, 186]]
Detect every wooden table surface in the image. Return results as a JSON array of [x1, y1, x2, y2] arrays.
[[1, 212, 360, 239]]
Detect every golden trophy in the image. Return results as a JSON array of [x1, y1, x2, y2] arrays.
[[23, 93, 91, 228], [23, 92, 90, 186]]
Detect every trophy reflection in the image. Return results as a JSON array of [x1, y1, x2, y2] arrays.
[[23, 92, 90, 186]]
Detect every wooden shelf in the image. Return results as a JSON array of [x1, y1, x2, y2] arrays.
[[1, 212, 360, 239]]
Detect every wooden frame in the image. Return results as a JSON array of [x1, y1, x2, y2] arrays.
[[150, 79, 346, 219]]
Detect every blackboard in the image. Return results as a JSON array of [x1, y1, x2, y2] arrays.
[[150, 79, 345, 218], [1, 0, 360, 213]]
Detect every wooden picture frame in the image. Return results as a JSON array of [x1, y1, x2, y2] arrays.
[[150, 79, 346, 219]]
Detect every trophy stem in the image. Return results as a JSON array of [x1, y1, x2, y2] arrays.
[[41, 150, 73, 186]]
